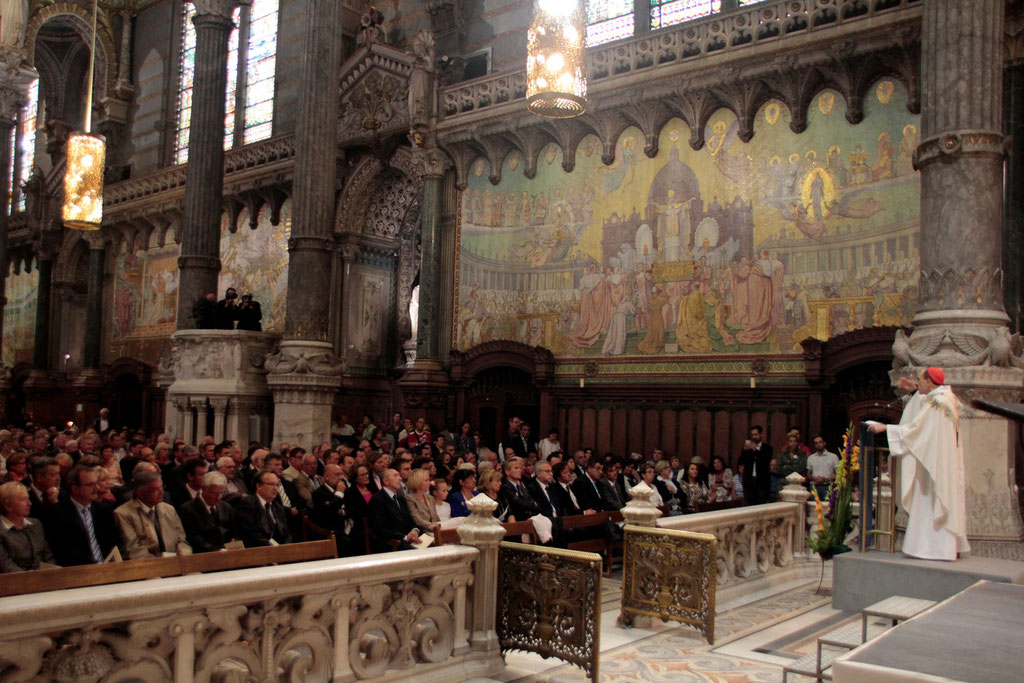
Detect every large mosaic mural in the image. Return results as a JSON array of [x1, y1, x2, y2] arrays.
[[111, 201, 290, 346], [218, 201, 291, 333], [455, 79, 920, 358], [3, 268, 38, 367]]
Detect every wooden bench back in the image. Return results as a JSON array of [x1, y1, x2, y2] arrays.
[[0, 537, 337, 598]]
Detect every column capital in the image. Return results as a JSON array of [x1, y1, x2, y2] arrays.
[[190, 0, 248, 22], [81, 231, 109, 251], [0, 51, 38, 123], [406, 145, 451, 179]]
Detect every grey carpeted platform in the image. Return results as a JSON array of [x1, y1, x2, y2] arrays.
[[832, 550, 1024, 612], [833, 581, 1024, 682]]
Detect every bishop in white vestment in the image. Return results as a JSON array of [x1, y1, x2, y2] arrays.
[[869, 367, 970, 561]]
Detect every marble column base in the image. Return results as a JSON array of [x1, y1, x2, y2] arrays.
[[265, 340, 343, 449]]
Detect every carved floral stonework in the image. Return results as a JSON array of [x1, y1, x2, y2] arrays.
[[892, 327, 1024, 370], [0, 550, 480, 682], [657, 503, 801, 586]]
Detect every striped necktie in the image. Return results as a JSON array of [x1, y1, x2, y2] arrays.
[[81, 505, 103, 563]]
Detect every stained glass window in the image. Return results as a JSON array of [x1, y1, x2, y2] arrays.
[[6, 78, 38, 212], [586, 0, 634, 46], [174, 2, 197, 165], [243, 0, 278, 144], [15, 79, 38, 212], [175, 0, 279, 165], [651, 0, 722, 30], [223, 5, 241, 148]]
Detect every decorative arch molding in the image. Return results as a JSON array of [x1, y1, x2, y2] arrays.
[[336, 152, 422, 239], [802, 325, 906, 385], [105, 356, 154, 386], [52, 230, 91, 286], [25, 3, 117, 99], [450, 341, 556, 388], [441, 35, 920, 188]]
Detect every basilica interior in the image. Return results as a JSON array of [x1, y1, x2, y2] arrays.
[[2, 0, 1024, 681]]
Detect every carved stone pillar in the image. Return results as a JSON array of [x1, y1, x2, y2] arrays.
[[265, 0, 343, 448], [175, 1, 243, 327], [778, 472, 811, 554], [30, 232, 61, 372], [210, 397, 227, 442], [895, 0, 1024, 558], [81, 232, 107, 370], [72, 233, 108, 426], [399, 146, 452, 424], [456, 493, 506, 655]]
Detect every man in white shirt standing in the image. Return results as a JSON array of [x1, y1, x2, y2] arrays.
[[806, 435, 840, 499], [538, 430, 562, 459]]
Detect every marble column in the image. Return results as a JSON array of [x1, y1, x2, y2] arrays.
[[895, 0, 1024, 558], [82, 234, 106, 370], [31, 246, 56, 371], [265, 0, 343, 447], [398, 147, 451, 425], [175, 1, 242, 327], [73, 233, 108, 427]]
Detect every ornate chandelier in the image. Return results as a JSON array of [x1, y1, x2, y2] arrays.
[[527, 0, 587, 118], [62, 0, 106, 230]]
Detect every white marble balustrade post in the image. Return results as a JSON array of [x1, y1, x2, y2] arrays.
[[457, 493, 507, 652]]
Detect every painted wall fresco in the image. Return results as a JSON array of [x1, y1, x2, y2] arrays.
[[112, 244, 179, 341], [3, 269, 38, 367], [217, 201, 291, 332], [455, 79, 920, 357]]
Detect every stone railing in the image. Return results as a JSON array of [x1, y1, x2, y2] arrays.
[[0, 547, 504, 682], [102, 134, 296, 215], [441, 0, 920, 116], [656, 501, 805, 586]]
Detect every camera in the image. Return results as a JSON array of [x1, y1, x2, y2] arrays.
[[226, 292, 238, 300]]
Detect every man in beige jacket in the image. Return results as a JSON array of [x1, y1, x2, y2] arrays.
[[114, 471, 191, 559]]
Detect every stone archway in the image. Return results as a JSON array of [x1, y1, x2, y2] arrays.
[[450, 341, 556, 450]]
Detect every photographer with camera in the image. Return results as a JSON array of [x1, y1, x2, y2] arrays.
[[237, 293, 263, 331], [215, 287, 240, 330]]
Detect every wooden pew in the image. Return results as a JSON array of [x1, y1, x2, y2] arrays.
[[0, 538, 337, 598], [562, 511, 613, 575]]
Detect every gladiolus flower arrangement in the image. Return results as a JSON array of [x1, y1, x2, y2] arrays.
[[809, 422, 859, 560]]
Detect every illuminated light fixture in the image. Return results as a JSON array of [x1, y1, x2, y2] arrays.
[[62, 0, 106, 230], [527, 0, 587, 118]]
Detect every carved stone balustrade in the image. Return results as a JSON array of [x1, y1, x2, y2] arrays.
[[440, 0, 922, 119], [0, 548, 503, 682], [160, 330, 280, 445], [657, 502, 804, 586]]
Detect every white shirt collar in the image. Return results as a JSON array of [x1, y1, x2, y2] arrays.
[[138, 499, 155, 515], [0, 515, 33, 530]]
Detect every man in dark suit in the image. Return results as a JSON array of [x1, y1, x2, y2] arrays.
[[551, 460, 586, 516], [311, 464, 352, 556], [28, 456, 61, 520], [498, 457, 540, 521], [738, 425, 773, 505], [179, 471, 238, 552], [235, 471, 292, 547], [571, 457, 607, 513], [368, 468, 419, 552], [45, 465, 118, 566], [167, 458, 208, 509], [527, 459, 565, 546], [598, 461, 626, 511]]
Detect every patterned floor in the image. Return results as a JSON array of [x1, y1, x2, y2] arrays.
[[496, 563, 844, 682]]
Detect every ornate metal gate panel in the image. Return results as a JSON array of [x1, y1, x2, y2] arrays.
[[619, 525, 718, 643], [496, 541, 602, 680]]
